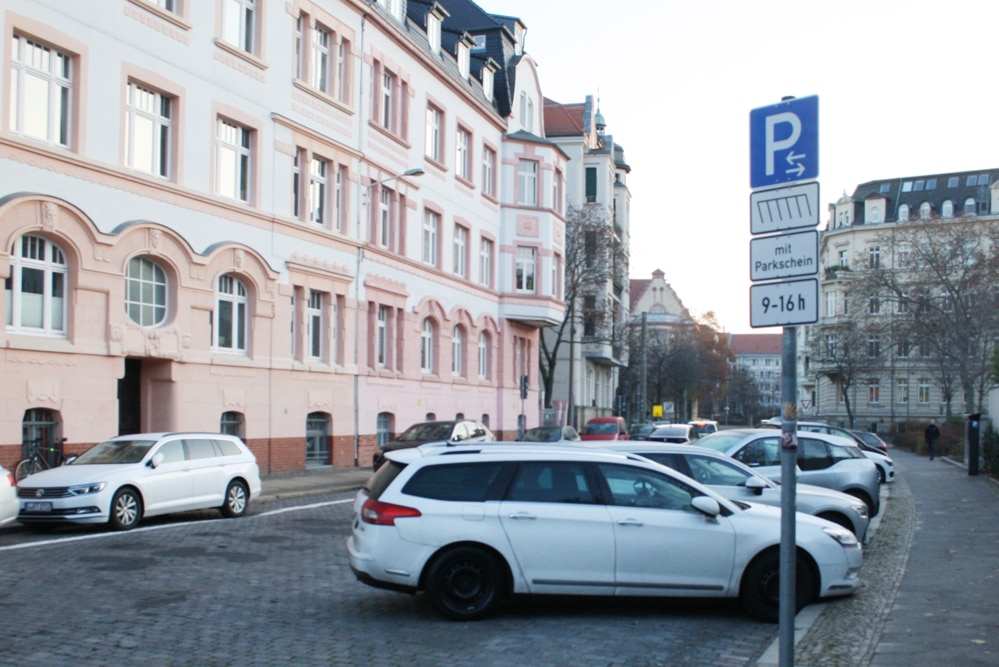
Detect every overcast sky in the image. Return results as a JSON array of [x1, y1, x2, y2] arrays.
[[480, 0, 999, 333]]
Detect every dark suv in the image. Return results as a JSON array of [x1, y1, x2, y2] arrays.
[[372, 420, 494, 470]]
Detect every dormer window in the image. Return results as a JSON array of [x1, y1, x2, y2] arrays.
[[897, 204, 909, 222], [919, 202, 931, 219], [427, 14, 441, 54], [942, 200, 954, 218], [457, 41, 470, 80], [377, 0, 403, 21], [869, 206, 881, 223], [482, 65, 494, 102], [964, 197, 976, 216]]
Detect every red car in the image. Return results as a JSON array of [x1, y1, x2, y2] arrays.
[[580, 416, 629, 441]]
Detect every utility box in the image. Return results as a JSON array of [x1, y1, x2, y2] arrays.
[[967, 413, 982, 476]]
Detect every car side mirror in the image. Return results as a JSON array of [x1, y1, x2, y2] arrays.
[[744, 476, 767, 495], [148, 452, 164, 469], [691, 496, 721, 518], [62, 455, 77, 466]]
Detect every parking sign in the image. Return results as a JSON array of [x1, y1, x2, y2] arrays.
[[750, 96, 818, 189]]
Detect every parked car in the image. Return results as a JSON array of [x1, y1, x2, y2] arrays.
[[348, 443, 861, 622], [588, 442, 869, 541], [796, 422, 895, 483], [849, 429, 889, 454], [519, 425, 581, 443], [580, 416, 629, 441], [696, 429, 881, 517], [628, 423, 656, 440], [0, 464, 18, 527], [16, 432, 261, 531], [372, 420, 494, 470], [689, 419, 720, 436], [646, 424, 700, 444]]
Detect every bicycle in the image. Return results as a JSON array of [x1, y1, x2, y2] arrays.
[[14, 440, 67, 482]]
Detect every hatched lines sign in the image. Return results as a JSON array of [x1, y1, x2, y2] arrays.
[[750, 182, 819, 235]]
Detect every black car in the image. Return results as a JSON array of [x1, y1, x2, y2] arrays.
[[372, 420, 494, 470]]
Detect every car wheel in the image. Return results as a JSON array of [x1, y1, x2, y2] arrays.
[[220, 480, 249, 518], [109, 487, 142, 531], [740, 549, 814, 623], [425, 546, 506, 620], [876, 465, 886, 484], [816, 511, 855, 535]]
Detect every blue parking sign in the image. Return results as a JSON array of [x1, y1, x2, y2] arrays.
[[750, 96, 818, 189]]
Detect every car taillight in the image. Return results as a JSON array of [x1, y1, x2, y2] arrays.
[[4, 472, 14, 488], [361, 498, 422, 525]]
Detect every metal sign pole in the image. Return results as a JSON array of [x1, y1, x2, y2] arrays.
[[779, 326, 798, 666]]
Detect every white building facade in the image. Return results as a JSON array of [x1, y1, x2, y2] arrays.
[[0, 0, 566, 472]]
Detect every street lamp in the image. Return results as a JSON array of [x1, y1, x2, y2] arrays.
[[352, 167, 425, 467]]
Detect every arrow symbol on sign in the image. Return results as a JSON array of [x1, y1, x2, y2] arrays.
[[785, 160, 806, 178]]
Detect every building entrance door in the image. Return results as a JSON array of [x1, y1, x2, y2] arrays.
[[118, 358, 142, 435]]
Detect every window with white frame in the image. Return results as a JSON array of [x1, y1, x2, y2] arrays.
[[422, 210, 439, 266], [221, 0, 256, 54], [307, 290, 325, 360], [869, 206, 881, 223], [453, 225, 468, 277], [518, 160, 538, 205], [333, 164, 345, 231], [310, 23, 332, 93], [458, 42, 470, 79], [216, 118, 251, 202], [869, 295, 880, 315], [479, 238, 493, 286], [292, 152, 302, 218], [309, 156, 329, 225], [868, 246, 880, 269], [456, 127, 471, 180], [897, 204, 909, 221], [427, 13, 441, 53], [425, 105, 442, 162], [126, 81, 172, 178], [942, 200, 954, 218], [896, 378, 909, 404], [420, 318, 435, 373], [125, 256, 167, 326], [552, 168, 563, 214], [380, 69, 396, 131], [215, 274, 247, 352], [918, 379, 931, 403], [482, 146, 496, 197], [868, 379, 880, 403], [964, 197, 976, 215], [867, 335, 880, 357], [550, 254, 561, 298], [5, 235, 66, 335], [376, 304, 388, 367], [837, 249, 848, 268], [377, 187, 392, 247], [452, 325, 464, 376], [9, 34, 73, 148], [294, 15, 305, 80], [220, 411, 243, 436], [478, 332, 490, 379], [376, 412, 393, 446], [515, 247, 536, 292], [897, 337, 911, 358], [482, 66, 494, 102], [919, 202, 931, 219], [825, 290, 836, 317], [377, 0, 403, 20]]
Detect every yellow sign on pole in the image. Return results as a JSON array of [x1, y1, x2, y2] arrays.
[[652, 405, 663, 418]]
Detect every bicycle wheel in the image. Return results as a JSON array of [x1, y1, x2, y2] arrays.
[[14, 457, 43, 481]]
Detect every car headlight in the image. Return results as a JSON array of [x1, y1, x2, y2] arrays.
[[823, 525, 859, 547], [68, 482, 107, 496], [852, 503, 869, 519]]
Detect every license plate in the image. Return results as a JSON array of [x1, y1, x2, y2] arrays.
[[24, 501, 52, 512]]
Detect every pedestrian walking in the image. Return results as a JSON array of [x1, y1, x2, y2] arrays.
[[924, 419, 940, 460]]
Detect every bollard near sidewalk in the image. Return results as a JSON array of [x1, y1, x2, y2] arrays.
[[966, 413, 981, 476]]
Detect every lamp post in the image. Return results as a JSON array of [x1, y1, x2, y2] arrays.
[[352, 167, 425, 467]]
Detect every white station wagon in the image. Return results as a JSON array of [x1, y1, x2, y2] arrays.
[[348, 443, 862, 622], [17, 432, 262, 531]]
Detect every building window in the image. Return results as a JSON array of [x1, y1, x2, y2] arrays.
[[376, 412, 393, 446], [964, 198, 976, 216], [515, 247, 536, 292], [482, 146, 497, 197], [825, 290, 836, 317], [482, 66, 494, 102], [305, 412, 330, 465], [868, 379, 880, 404], [585, 166, 597, 202], [453, 225, 468, 277], [376, 305, 388, 367], [307, 289, 325, 361], [457, 42, 470, 79], [452, 325, 464, 376], [420, 318, 436, 373], [518, 160, 538, 206], [214, 274, 247, 352], [5, 235, 66, 335], [919, 202, 931, 219], [825, 334, 837, 358], [377, 187, 392, 247], [552, 168, 563, 214], [867, 335, 880, 357], [918, 379, 931, 404], [896, 378, 909, 404], [310, 23, 331, 93], [837, 249, 848, 268], [125, 256, 167, 326], [479, 238, 493, 286], [427, 13, 441, 53], [897, 338, 911, 358], [897, 204, 909, 221], [478, 332, 490, 379], [126, 82, 172, 178], [456, 127, 471, 180], [216, 118, 252, 202], [9, 34, 73, 148], [425, 105, 442, 162], [221, 0, 256, 54], [868, 246, 880, 269], [309, 156, 329, 225], [220, 411, 244, 437], [550, 254, 561, 298], [422, 210, 439, 267], [380, 70, 396, 131], [868, 295, 880, 315], [869, 206, 881, 223], [942, 200, 954, 218]]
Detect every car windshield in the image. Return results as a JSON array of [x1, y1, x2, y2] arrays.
[[396, 422, 455, 443], [584, 422, 618, 435], [653, 426, 689, 437], [630, 424, 655, 436], [696, 432, 750, 453], [72, 439, 157, 465], [521, 428, 560, 442]]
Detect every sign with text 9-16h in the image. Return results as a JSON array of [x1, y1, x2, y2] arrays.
[[750, 278, 818, 328], [750, 96, 818, 189]]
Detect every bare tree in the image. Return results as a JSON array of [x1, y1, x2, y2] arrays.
[[540, 204, 616, 409], [857, 218, 999, 415], [809, 312, 885, 428]]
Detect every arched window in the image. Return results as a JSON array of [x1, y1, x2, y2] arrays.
[[919, 202, 931, 220], [305, 412, 330, 465], [22, 407, 61, 465], [942, 200, 954, 218], [897, 204, 909, 222], [220, 411, 244, 437], [215, 274, 248, 352], [964, 197, 976, 216], [869, 206, 881, 223], [451, 325, 464, 376], [6, 235, 67, 334], [420, 318, 436, 373], [376, 412, 394, 447], [125, 256, 167, 326], [478, 331, 490, 379]]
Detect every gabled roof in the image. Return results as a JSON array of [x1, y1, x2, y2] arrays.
[[543, 99, 587, 136], [847, 168, 999, 223], [728, 333, 782, 356]]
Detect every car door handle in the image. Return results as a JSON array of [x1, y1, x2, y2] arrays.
[[507, 512, 537, 520], [616, 519, 644, 527]]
